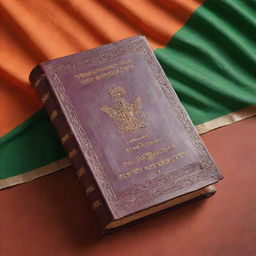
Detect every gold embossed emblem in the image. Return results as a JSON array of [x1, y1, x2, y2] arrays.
[[100, 86, 146, 134]]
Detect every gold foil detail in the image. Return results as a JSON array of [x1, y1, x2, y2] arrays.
[[50, 110, 58, 121], [41, 92, 50, 104], [68, 149, 77, 158], [100, 86, 146, 135], [128, 134, 149, 144], [75, 60, 134, 85], [61, 133, 70, 144], [75, 60, 132, 79], [122, 144, 174, 167], [77, 166, 86, 178], [126, 138, 162, 153], [120, 151, 187, 179], [92, 200, 102, 210], [33, 76, 45, 88], [144, 151, 187, 170], [119, 167, 142, 179], [85, 185, 95, 196]]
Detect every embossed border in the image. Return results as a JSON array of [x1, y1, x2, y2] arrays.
[[46, 36, 222, 218]]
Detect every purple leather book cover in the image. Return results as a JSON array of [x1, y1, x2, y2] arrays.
[[39, 35, 222, 219]]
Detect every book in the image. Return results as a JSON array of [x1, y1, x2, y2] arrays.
[[29, 35, 223, 233]]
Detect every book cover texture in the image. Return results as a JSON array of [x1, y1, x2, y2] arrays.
[[30, 36, 222, 229]]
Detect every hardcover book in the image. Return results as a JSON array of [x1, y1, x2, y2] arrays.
[[29, 35, 223, 233]]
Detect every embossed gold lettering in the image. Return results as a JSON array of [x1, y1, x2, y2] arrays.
[[75, 59, 134, 85], [144, 151, 187, 170], [126, 138, 162, 153], [121, 144, 175, 167], [119, 167, 142, 179], [128, 134, 149, 144]]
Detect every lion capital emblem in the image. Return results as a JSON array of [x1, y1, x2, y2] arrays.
[[100, 86, 147, 135]]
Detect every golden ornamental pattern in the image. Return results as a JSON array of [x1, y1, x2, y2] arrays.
[[100, 86, 146, 135], [47, 37, 221, 218]]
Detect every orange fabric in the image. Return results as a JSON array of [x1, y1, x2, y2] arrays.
[[0, 0, 204, 136]]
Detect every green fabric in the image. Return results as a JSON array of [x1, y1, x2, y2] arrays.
[[1, 0, 256, 183], [0, 109, 66, 179], [155, 0, 256, 125]]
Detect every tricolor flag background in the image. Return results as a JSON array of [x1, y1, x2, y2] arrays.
[[1, 0, 256, 189]]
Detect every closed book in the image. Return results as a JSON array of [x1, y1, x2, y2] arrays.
[[29, 35, 223, 233]]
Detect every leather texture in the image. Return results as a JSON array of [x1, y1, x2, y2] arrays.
[[29, 66, 112, 231], [30, 35, 222, 227]]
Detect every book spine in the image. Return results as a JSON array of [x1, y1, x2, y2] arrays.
[[29, 66, 112, 232]]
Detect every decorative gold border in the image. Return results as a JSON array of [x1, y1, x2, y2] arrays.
[[0, 158, 71, 189], [196, 105, 256, 134], [50, 110, 58, 121], [45, 36, 222, 218], [86, 185, 95, 196], [33, 75, 45, 88]]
